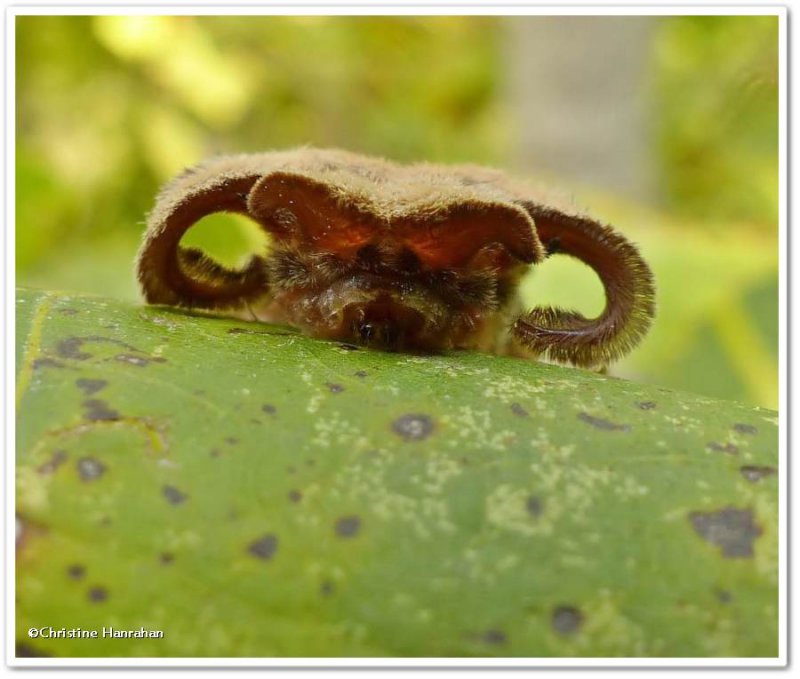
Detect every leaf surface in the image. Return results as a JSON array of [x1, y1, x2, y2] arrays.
[[15, 288, 779, 658]]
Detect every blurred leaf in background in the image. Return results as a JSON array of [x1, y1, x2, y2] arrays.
[[650, 17, 779, 409], [507, 14, 778, 410], [653, 15, 779, 225], [15, 15, 779, 409]]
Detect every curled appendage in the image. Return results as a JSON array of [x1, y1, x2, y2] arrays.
[[136, 168, 268, 310], [511, 204, 656, 368]]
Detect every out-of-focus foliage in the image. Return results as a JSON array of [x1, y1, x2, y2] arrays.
[[15, 15, 779, 408], [652, 16, 779, 224], [645, 15, 778, 407]]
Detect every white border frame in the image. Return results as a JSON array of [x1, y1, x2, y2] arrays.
[[5, 2, 788, 670]]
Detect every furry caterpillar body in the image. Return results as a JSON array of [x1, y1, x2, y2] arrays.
[[137, 148, 655, 367]]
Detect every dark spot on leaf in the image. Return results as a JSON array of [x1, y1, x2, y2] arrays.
[[320, 580, 335, 596], [66, 564, 85, 580], [163, 485, 188, 505], [56, 335, 142, 360], [733, 423, 758, 435], [75, 378, 107, 395], [159, 552, 174, 565], [481, 629, 507, 645], [354, 370, 369, 378], [335, 515, 361, 538], [16, 642, 51, 657], [526, 495, 543, 518], [716, 589, 733, 604], [305, 458, 316, 467], [707, 441, 739, 455], [338, 343, 360, 351], [287, 465, 296, 474], [637, 401, 657, 410], [392, 413, 435, 441], [552, 605, 583, 635], [32, 357, 65, 370], [37, 449, 67, 475], [740, 465, 777, 482], [511, 403, 529, 418], [688, 506, 762, 558], [88, 586, 108, 602], [262, 404, 277, 415], [225, 437, 239, 445], [247, 534, 278, 560], [210, 448, 221, 458], [82, 399, 120, 422], [56, 337, 92, 360], [577, 412, 631, 432], [288, 489, 303, 503], [77, 457, 106, 482], [59, 307, 79, 315], [326, 382, 345, 393]]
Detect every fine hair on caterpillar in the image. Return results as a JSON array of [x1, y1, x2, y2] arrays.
[[136, 147, 656, 367]]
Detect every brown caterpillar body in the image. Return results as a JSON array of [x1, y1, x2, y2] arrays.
[[137, 148, 655, 368]]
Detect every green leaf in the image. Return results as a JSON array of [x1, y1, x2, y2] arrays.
[[16, 288, 778, 658]]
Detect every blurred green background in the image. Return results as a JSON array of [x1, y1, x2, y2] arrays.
[[15, 15, 779, 409]]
